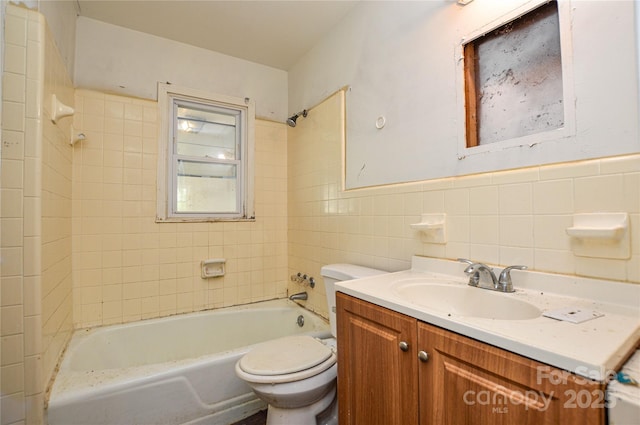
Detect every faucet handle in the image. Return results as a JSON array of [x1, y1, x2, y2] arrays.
[[457, 258, 474, 266], [457, 258, 475, 274], [458, 258, 481, 286], [497, 265, 527, 292]]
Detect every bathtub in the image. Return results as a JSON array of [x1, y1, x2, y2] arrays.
[[47, 299, 330, 425]]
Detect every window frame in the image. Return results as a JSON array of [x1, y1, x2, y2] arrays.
[[455, 0, 576, 159], [156, 83, 255, 222]]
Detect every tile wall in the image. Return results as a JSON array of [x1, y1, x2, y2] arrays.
[[288, 91, 640, 318], [1, 4, 73, 424], [40, 8, 74, 405], [72, 90, 289, 328], [1, 5, 43, 424]]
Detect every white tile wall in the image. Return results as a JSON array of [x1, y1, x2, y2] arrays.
[[288, 91, 640, 318], [1, 5, 74, 424], [72, 90, 289, 328], [2, 5, 38, 425]]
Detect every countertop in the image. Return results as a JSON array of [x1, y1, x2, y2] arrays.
[[335, 256, 640, 382]]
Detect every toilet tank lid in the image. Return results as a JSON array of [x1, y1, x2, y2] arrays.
[[320, 264, 386, 281]]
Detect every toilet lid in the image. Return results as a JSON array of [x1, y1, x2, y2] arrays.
[[239, 335, 333, 376]]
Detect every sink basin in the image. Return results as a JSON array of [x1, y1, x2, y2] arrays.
[[391, 279, 541, 320]]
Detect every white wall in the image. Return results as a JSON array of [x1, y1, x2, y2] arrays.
[[1, 1, 4, 146], [289, 0, 640, 188], [637, 0, 640, 111], [38, 0, 77, 79], [74, 17, 288, 121], [0, 0, 4, 418]]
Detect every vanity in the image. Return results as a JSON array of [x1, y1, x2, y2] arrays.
[[335, 256, 640, 425]]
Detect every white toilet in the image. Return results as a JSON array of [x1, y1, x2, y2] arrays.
[[235, 264, 386, 425]]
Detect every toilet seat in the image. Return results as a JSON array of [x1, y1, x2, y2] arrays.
[[237, 335, 337, 384]]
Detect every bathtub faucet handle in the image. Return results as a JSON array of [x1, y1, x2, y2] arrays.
[[291, 272, 315, 287], [290, 272, 305, 283]]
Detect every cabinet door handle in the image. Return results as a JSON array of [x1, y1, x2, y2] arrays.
[[418, 350, 429, 362], [399, 341, 409, 352]]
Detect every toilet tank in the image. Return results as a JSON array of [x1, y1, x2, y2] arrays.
[[320, 264, 387, 337]]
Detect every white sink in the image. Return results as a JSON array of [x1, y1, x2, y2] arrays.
[[390, 279, 542, 320], [336, 256, 640, 381]]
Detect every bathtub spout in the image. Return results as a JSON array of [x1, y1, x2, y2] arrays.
[[289, 291, 308, 301]]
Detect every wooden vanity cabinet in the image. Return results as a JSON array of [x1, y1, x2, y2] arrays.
[[336, 293, 604, 425], [336, 292, 418, 425]]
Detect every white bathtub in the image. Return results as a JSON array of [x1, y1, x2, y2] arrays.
[[47, 299, 330, 425]]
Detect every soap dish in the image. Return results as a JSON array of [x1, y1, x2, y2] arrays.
[[565, 212, 630, 259], [410, 213, 446, 244]]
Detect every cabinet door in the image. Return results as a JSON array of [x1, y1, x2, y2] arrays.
[[418, 321, 604, 425], [337, 293, 419, 425]]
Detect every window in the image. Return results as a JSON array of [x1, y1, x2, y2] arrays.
[[157, 83, 255, 221]]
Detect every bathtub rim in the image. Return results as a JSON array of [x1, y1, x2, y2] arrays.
[[73, 297, 328, 335], [48, 297, 331, 405]]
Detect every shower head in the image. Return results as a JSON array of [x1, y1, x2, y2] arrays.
[[286, 116, 298, 127], [286, 109, 308, 127]]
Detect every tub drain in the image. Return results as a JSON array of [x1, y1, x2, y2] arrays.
[[296, 315, 305, 327]]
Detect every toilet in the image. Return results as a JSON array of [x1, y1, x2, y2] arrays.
[[235, 264, 386, 425]]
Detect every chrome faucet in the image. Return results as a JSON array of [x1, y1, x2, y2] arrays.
[[497, 265, 528, 292], [458, 259, 498, 288], [457, 259, 527, 293], [289, 291, 308, 301]]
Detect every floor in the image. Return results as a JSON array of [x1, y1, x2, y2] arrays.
[[230, 410, 267, 425]]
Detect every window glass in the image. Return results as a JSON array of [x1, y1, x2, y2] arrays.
[[156, 83, 254, 222], [176, 160, 238, 214], [175, 103, 239, 159]]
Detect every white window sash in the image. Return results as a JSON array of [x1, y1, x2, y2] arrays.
[[156, 83, 255, 222]]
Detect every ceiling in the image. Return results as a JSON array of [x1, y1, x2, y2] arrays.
[[76, 0, 359, 71]]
